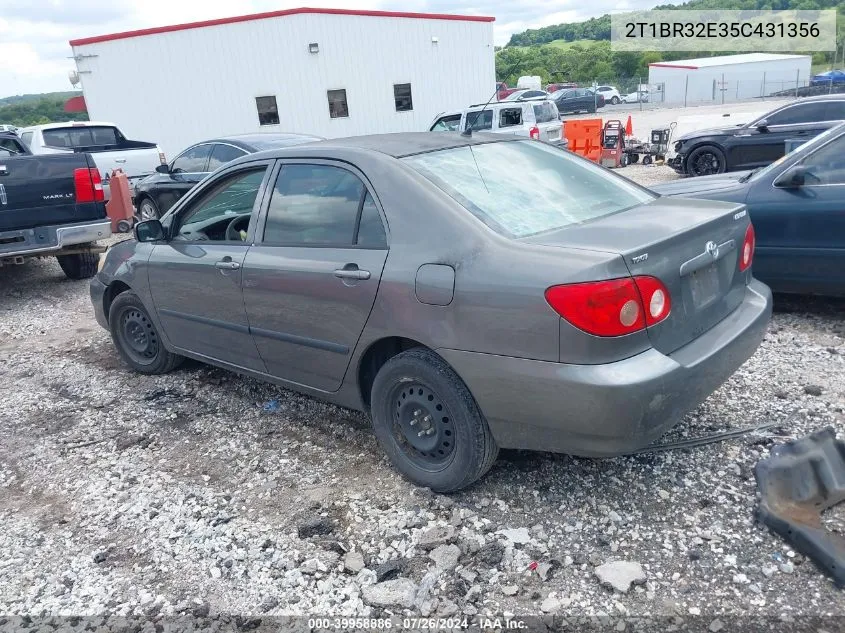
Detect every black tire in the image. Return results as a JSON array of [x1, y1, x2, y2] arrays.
[[370, 348, 498, 492], [642, 155, 653, 165], [611, 96, 620, 105], [108, 291, 183, 374], [620, 154, 629, 168], [686, 145, 726, 177], [57, 252, 98, 280], [629, 153, 640, 163], [137, 197, 160, 221]]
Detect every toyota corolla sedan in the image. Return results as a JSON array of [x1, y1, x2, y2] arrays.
[[90, 133, 772, 492]]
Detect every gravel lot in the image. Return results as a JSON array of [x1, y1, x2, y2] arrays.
[[1, 165, 844, 626]]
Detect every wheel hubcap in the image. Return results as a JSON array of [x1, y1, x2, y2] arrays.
[[120, 308, 158, 362], [392, 384, 454, 468]]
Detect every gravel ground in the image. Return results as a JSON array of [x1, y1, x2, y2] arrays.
[[1, 176, 844, 626]]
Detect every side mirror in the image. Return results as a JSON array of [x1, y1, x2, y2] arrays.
[[155, 164, 170, 174], [774, 165, 806, 188], [756, 119, 769, 132], [135, 219, 165, 242]]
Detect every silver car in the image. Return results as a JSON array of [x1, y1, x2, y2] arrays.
[[90, 133, 772, 492]]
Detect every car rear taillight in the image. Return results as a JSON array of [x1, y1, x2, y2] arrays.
[[739, 223, 755, 272], [529, 126, 540, 140], [545, 276, 671, 337], [73, 168, 104, 203]]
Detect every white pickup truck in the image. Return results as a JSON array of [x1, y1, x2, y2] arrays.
[[18, 121, 165, 189]]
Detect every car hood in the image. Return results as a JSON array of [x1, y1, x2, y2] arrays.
[[650, 171, 752, 197], [677, 124, 745, 141]]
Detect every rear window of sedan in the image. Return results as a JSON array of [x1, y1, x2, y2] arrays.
[[404, 140, 654, 238], [532, 102, 558, 122]]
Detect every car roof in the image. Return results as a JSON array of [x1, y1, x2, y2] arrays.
[[209, 133, 324, 150], [795, 93, 845, 102], [20, 121, 117, 131], [250, 132, 513, 159]]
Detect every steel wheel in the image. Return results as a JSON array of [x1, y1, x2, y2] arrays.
[[116, 307, 159, 365], [390, 382, 456, 471]]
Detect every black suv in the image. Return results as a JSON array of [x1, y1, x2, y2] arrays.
[[671, 94, 845, 177]]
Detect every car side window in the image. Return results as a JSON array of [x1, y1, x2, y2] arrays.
[[356, 193, 387, 248], [207, 144, 248, 171], [172, 145, 212, 173], [264, 164, 370, 246], [766, 103, 828, 126], [801, 135, 845, 185], [466, 110, 493, 131], [499, 108, 523, 128], [20, 132, 33, 148], [430, 114, 461, 132], [823, 102, 845, 121], [0, 138, 24, 154], [173, 168, 266, 242]]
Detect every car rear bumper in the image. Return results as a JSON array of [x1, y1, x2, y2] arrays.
[[0, 219, 111, 259], [439, 279, 772, 457]]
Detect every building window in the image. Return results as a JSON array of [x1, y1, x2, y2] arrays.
[[327, 89, 349, 119], [394, 83, 413, 112], [256, 96, 279, 126]]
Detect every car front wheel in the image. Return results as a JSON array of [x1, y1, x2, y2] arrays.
[[611, 96, 620, 105], [369, 348, 498, 492], [686, 145, 727, 177], [109, 291, 184, 374]]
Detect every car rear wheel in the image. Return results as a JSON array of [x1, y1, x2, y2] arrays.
[[370, 348, 498, 492], [687, 145, 726, 177], [109, 291, 183, 374], [137, 197, 160, 221], [57, 252, 98, 280]]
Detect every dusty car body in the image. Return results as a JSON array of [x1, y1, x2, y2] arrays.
[[90, 133, 772, 491]]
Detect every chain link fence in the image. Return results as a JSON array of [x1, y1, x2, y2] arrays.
[[581, 75, 845, 112]]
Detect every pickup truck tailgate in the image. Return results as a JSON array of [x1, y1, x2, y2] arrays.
[[94, 147, 161, 183], [0, 153, 106, 231]]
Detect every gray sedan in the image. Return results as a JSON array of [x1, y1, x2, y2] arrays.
[[90, 133, 772, 492]]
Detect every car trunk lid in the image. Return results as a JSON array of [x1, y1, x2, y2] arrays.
[[524, 197, 751, 355]]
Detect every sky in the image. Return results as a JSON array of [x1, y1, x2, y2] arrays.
[[0, 0, 660, 97]]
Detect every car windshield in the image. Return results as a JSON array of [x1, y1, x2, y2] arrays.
[[748, 122, 845, 183], [403, 140, 654, 238]]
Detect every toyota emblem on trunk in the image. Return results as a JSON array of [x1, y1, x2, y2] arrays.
[[705, 241, 719, 258]]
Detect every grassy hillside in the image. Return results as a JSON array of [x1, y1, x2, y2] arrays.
[[0, 91, 87, 127]]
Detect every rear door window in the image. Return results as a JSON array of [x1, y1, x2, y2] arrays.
[[42, 126, 119, 148], [207, 144, 248, 171], [498, 108, 523, 128], [20, 131, 33, 148], [823, 101, 845, 121]]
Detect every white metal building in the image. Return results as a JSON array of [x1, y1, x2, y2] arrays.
[[69, 8, 495, 157], [648, 53, 812, 105]]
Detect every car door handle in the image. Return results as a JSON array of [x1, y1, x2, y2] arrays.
[[115, 158, 127, 163], [334, 267, 370, 280], [215, 260, 240, 270]]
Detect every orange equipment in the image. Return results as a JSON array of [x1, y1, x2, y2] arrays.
[[600, 120, 629, 168], [625, 115, 633, 136], [105, 169, 135, 233], [563, 118, 602, 163]]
